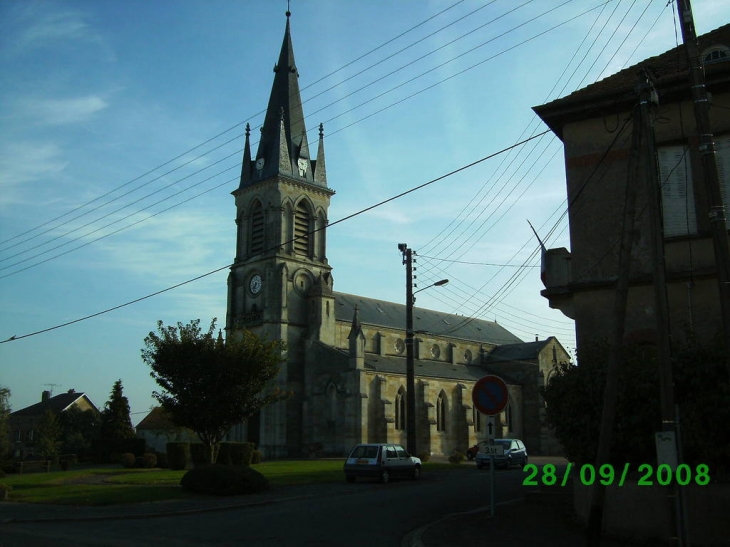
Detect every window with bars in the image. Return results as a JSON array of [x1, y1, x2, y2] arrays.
[[250, 201, 264, 255], [294, 201, 310, 255]]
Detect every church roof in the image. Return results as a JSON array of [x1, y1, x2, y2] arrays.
[[333, 292, 523, 345], [362, 354, 489, 382], [484, 339, 552, 363]]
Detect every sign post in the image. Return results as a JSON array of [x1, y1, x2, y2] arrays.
[[472, 375, 509, 518]]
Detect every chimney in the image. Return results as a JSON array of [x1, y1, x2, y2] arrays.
[[42, 390, 51, 402], [67, 389, 75, 394]]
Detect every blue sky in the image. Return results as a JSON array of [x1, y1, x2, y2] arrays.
[[1, 0, 728, 422]]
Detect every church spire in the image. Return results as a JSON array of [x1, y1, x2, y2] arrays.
[[239, 10, 327, 189]]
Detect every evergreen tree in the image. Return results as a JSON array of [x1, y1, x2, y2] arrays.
[[100, 379, 136, 440]]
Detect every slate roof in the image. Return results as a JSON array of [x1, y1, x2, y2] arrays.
[[534, 23, 730, 138], [333, 292, 524, 346], [10, 391, 97, 417], [484, 339, 551, 364]]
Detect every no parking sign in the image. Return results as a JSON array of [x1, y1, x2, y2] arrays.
[[472, 375, 509, 416]]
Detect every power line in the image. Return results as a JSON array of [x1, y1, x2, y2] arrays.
[[1, 132, 547, 344]]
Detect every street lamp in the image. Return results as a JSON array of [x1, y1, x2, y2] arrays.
[[399, 243, 449, 456]]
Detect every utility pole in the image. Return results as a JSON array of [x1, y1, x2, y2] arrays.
[[676, 0, 730, 378], [399, 243, 417, 455], [586, 75, 644, 546], [641, 68, 687, 547]]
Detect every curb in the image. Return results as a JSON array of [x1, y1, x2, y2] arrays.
[[400, 496, 526, 547]]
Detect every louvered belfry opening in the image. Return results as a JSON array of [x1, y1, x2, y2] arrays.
[[250, 201, 265, 255], [294, 201, 310, 255]]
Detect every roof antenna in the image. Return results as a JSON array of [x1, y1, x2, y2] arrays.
[[286, 0, 291, 17]]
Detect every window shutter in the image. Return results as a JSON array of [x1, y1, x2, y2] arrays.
[[657, 145, 697, 237]]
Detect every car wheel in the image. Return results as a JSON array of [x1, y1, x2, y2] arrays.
[[521, 456, 528, 469], [507, 456, 513, 468], [346, 475, 356, 483], [476, 463, 483, 470], [380, 470, 390, 484], [412, 466, 421, 480]]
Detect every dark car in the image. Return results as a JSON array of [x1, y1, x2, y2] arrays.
[[474, 438, 528, 469], [343, 443, 422, 483], [466, 441, 490, 460]]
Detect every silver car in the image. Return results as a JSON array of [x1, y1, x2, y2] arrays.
[[343, 443, 422, 483], [475, 438, 528, 469]]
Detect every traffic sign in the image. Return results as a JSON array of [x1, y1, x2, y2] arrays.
[[479, 444, 505, 456], [472, 375, 509, 416]]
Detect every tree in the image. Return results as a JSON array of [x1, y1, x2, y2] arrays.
[[36, 408, 62, 461], [58, 405, 101, 458], [100, 379, 136, 440], [142, 318, 286, 464], [0, 386, 10, 458]]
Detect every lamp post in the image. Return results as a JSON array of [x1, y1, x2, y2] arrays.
[[399, 243, 448, 456]]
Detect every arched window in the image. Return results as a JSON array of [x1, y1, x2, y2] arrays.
[[437, 391, 446, 432], [473, 406, 481, 432], [250, 201, 265, 255], [507, 403, 513, 432], [395, 387, 406, 431], [294, 201, 310, 255]]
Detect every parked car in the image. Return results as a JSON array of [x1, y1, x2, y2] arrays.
[[474, 439, 528, 469], [343, 443, 422, 483], [466, 441, 490, 460]]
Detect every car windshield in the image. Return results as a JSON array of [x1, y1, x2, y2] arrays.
[[350, 446, 379, 459]]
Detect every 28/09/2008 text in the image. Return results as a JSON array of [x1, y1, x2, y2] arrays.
[[522, 463, 711, 487]]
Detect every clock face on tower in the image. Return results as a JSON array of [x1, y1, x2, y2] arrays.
[[249, 274, 262, 295]]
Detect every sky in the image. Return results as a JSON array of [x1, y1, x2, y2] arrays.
[[1, 0, 728, 423]]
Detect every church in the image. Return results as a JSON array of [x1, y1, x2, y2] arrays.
[[224, 12, 570, 459]]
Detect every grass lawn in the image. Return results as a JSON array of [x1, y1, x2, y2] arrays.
[[1, 459, 472, 506]]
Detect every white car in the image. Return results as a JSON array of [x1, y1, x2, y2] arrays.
[[343, 443, 422, 483]]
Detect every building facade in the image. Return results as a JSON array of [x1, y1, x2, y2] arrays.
[[534, 24, 730, 351], [226, 13, 571, 458]]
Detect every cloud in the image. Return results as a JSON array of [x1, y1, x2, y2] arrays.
[[0, 141, 67, 207], [13, 95, 109, 126]]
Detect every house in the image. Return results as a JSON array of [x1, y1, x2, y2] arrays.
[[8, 389, 99, 458], [135, 407, 197, 453], [223, 12, 571, 458], [533, 23, 730, 351]]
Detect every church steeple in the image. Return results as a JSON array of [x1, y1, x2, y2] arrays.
[[239, 11, 327, 189]]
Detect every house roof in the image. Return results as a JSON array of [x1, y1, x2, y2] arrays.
[[361, 353, 489, 383], [136, 407, 177, 430], [534, 23, 730, 138], [333, 292, 523, 346], [10, 390, 98, 417]]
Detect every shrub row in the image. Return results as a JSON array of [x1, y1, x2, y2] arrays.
[[180, 464, 269, 496], [166, 442, 259, 469]]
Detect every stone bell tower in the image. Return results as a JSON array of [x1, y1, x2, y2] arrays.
[[225, 10, 335, 457]]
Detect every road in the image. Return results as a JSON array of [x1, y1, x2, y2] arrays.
[[0, 466, 534, 547]]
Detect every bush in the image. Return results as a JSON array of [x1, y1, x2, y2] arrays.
[[251, 449, 263, 464], [417, 452, 430, 463], [218, 442, 255, 466], [91, 438, 146, 463], [166, 442, 189, 471], [448, 451, 465, 464], [120, 453, 136, 468], [180, 464, 269, 496], [190, 444, 206, 467], [156, 451, 169, 469], [140, 453, 157, 468]]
